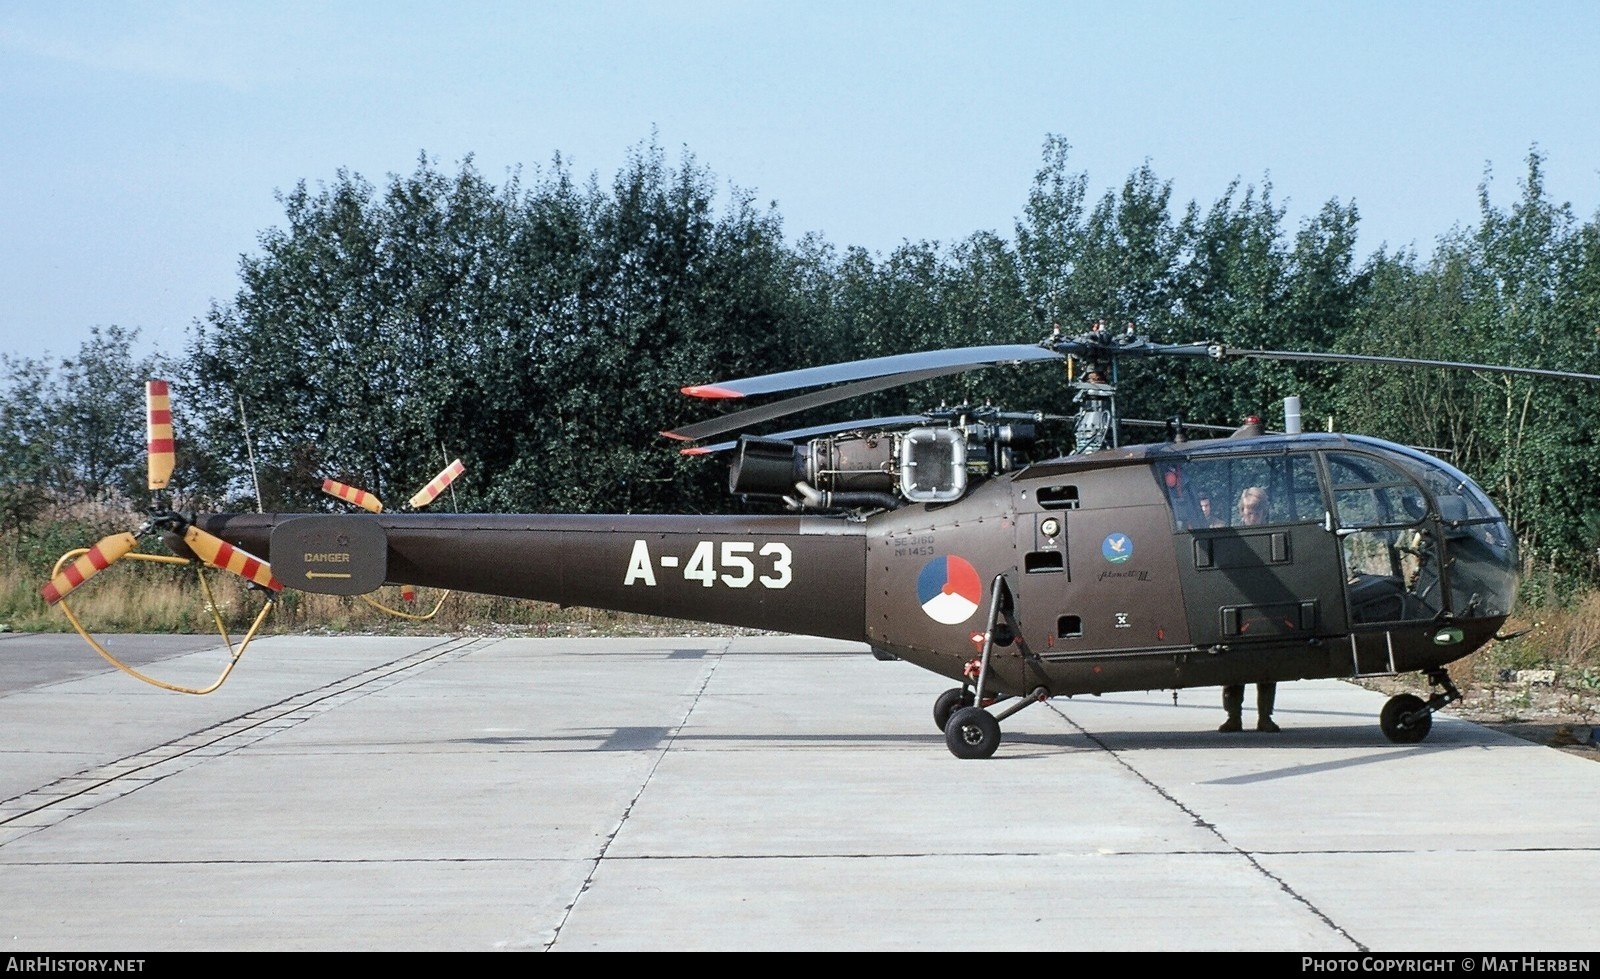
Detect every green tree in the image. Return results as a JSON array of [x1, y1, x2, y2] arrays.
[[0, 326, 174, 515], [0, 353, 55, 533], [1015, 134, 1090, 334], [1336, 150, 1600, 578], [1465, 152, 1600, 567], [189, 145, 807, 516]]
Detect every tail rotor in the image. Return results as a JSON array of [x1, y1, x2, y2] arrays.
[[39, 380, 283, 693]]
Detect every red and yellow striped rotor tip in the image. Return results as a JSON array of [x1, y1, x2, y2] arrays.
[[41, 532, 139, 605], [181, 526, 283, 592], [400, 584, 417, 603], [147, 380, 175, 491], [409, 459, 465, 509], [321, 479, 384, 513]]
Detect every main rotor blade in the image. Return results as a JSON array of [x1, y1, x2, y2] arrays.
[[666, 366, 974, 442], [41, 532, 139, 605], [147, 380, 175, 491], [180, 525, 283, 592], [681, 344, 1062, 399], [322, 479, 385, 513], [1220, 347, 1600, 383]]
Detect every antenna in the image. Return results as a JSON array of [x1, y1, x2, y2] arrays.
[[441, 443, 460, 510], [237, 392, 263, 513]]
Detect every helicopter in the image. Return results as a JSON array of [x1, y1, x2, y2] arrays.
[[39, 325, 1600, 758]]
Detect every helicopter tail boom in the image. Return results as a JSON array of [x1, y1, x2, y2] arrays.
[[191, 512, 869, 641]]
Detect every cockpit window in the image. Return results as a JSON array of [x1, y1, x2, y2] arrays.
[[1363, 443, 1517, 615], [1326, 452, 1428, 530], [1329, 443, 1517, 621], [1411, 464, 1508, 543]]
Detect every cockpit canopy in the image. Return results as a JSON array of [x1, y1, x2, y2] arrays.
[[1151, 434, 1516, 623]]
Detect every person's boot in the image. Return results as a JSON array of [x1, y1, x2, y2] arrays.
[[1218, 684, 1244, 732], [1256, 682, 1280, 733]]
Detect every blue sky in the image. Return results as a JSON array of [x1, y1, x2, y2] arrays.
[[3, 1, 1597, 361]]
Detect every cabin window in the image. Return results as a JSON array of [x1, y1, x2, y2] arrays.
[[1158, 453, 1322, 531]]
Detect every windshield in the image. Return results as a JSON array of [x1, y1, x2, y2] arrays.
[[1340, 438, 1516, 619]]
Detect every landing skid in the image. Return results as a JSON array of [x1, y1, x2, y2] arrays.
[[1379, 668, 1462, 744]]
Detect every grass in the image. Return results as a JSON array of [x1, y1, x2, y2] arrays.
[[3, 556, 734, 639], [1432, 588, 1600, 721]]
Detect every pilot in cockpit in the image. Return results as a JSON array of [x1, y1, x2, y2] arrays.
[[1236, 485, 1269, 527]]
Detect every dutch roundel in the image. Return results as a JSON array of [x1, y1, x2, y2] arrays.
[[917, 555, 982, 625]]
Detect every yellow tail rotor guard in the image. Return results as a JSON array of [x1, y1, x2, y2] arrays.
[[49, 546, 276, 695]]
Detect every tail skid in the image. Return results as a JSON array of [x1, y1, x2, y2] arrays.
[[47, 544, 276, 695]]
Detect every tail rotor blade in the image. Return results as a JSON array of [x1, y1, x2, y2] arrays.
[[409, 459, 465, 509], [41, 532, 140, 605], [147, 380, 175, 491], [181, 525, 283, 592], [321, 479, 385, 513]]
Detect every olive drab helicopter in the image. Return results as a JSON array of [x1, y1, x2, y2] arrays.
[[40, 326, 1600, 757]]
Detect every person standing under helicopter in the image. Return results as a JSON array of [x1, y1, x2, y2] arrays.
[[1219, 485, 1280, 733]]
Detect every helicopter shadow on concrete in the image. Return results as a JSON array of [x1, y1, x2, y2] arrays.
[[1050, 691, 1381, 723], [445, 719, 1498, 780], [1009, 700, 1512, 782]]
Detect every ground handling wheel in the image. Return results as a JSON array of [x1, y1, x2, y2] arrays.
[[933, 687, 975, 732]]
